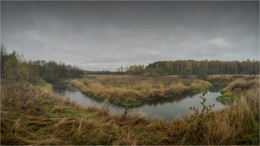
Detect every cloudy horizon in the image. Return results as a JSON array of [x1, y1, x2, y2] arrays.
[[2, 1, 259, 71]]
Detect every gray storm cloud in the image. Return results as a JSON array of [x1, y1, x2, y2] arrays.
[[1, 1, 259, 71]]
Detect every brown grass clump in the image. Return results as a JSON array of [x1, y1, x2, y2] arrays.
[[197, 79, 212, 87], [112, 131, 137, 145], [165, 83, 189, 95], [227, 79, 256, 91], [216, 78, 259, 105], [148, 88, 165, 98], [190, 83, 203, 90]]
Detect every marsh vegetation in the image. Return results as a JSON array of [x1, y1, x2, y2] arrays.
[[1, 77, 259, 145], [71, 75, 211, 106], [1, 48, 259, 145]]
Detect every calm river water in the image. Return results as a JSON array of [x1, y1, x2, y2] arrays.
[[53, 83, 225, 122]]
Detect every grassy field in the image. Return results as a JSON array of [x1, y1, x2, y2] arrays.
[[71, 75, 212, 106], [1, 77, 259, 145]]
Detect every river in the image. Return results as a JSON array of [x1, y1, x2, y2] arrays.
[[53, 82, 225, 122]]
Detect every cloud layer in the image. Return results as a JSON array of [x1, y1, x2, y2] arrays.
[[2, 1, 259, 71]]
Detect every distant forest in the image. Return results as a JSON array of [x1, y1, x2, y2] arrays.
[[116, 60, 259, 77], [1, 46, 259, 83], [146, 60, 259, 75]]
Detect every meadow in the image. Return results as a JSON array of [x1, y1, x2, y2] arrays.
[[1, 47, 259, 145], [1, 76, 259, 145], [71, 75, 211, 106]]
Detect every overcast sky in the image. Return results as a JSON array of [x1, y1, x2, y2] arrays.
[[1, 1, 259, 71]]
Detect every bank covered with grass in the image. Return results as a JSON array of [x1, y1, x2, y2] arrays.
[[216, 78, 258, 105], [1, 78, 259, 145], [71, 75, 212, 106]]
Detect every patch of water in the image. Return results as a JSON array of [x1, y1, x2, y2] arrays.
[[53, 83, 225, 122]]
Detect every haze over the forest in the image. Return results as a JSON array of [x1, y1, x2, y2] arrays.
[[2, 1, 259, 71]]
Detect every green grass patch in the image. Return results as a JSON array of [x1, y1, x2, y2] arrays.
[[37, 79, 53, 91], [242, 118, 260, 145], [58, 78, 74, 83]]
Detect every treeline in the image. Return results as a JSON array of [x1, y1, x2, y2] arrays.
[[117, 65, 145, 75], [27, 60, 84, 83], [1, 47, 84, 84], [116, 60, 259, 77], [146, 60, 259, 75]]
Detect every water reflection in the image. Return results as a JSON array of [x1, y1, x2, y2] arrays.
[[145, 92, 200, 106], [208, 84, 225, 93], [53, 82, 76, 95]]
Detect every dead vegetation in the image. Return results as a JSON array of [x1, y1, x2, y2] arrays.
[[207, 74, 258, 83], [216, 77, 259, 105], [71, 75, 211, 106], [1, 78, 259, 145]]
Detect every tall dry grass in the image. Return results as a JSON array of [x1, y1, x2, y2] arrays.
[[164, 83, 188, 95], [207, 74, 259, 83], [216, 78, 259, 105], [164, 85, 258, 144], [71, 75, 212, 106], [226, 78, 256, 91], [1, 78, 259, 145]]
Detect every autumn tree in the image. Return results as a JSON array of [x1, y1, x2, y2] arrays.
[[1, 45, 9, 77], [125, 65, 145, 75], [3, 51, 29, 82]]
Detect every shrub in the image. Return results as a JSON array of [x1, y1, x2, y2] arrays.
[[3, 51, 29, 82]]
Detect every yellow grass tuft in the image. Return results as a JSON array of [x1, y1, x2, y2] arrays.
[[190, 83, 202, 90], [165, 83, 189, 95]]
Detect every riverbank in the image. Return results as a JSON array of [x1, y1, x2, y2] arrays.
[[71, 75, 212, 107], [216, 78, 258, 105], [53, 80, 224, 121], [37, 78, 53, 91], [1, 78, 258, 145]]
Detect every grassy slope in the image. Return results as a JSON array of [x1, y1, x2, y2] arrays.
[[37, 78, 53, 91], [1, 78, 259, 145], [216, 79, 258, 105], [71, 75, 212, 107]]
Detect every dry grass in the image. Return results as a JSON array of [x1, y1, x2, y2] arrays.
[[189, 83, 203, 90], [207, 74, 259, 83], [165, 82, 188, 95], [167, 83, 259, 145], [71, 75, 212, 106], [227, 79, 256, 91], [1, 78, 259, 145], [216, 78, 259, 105]]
